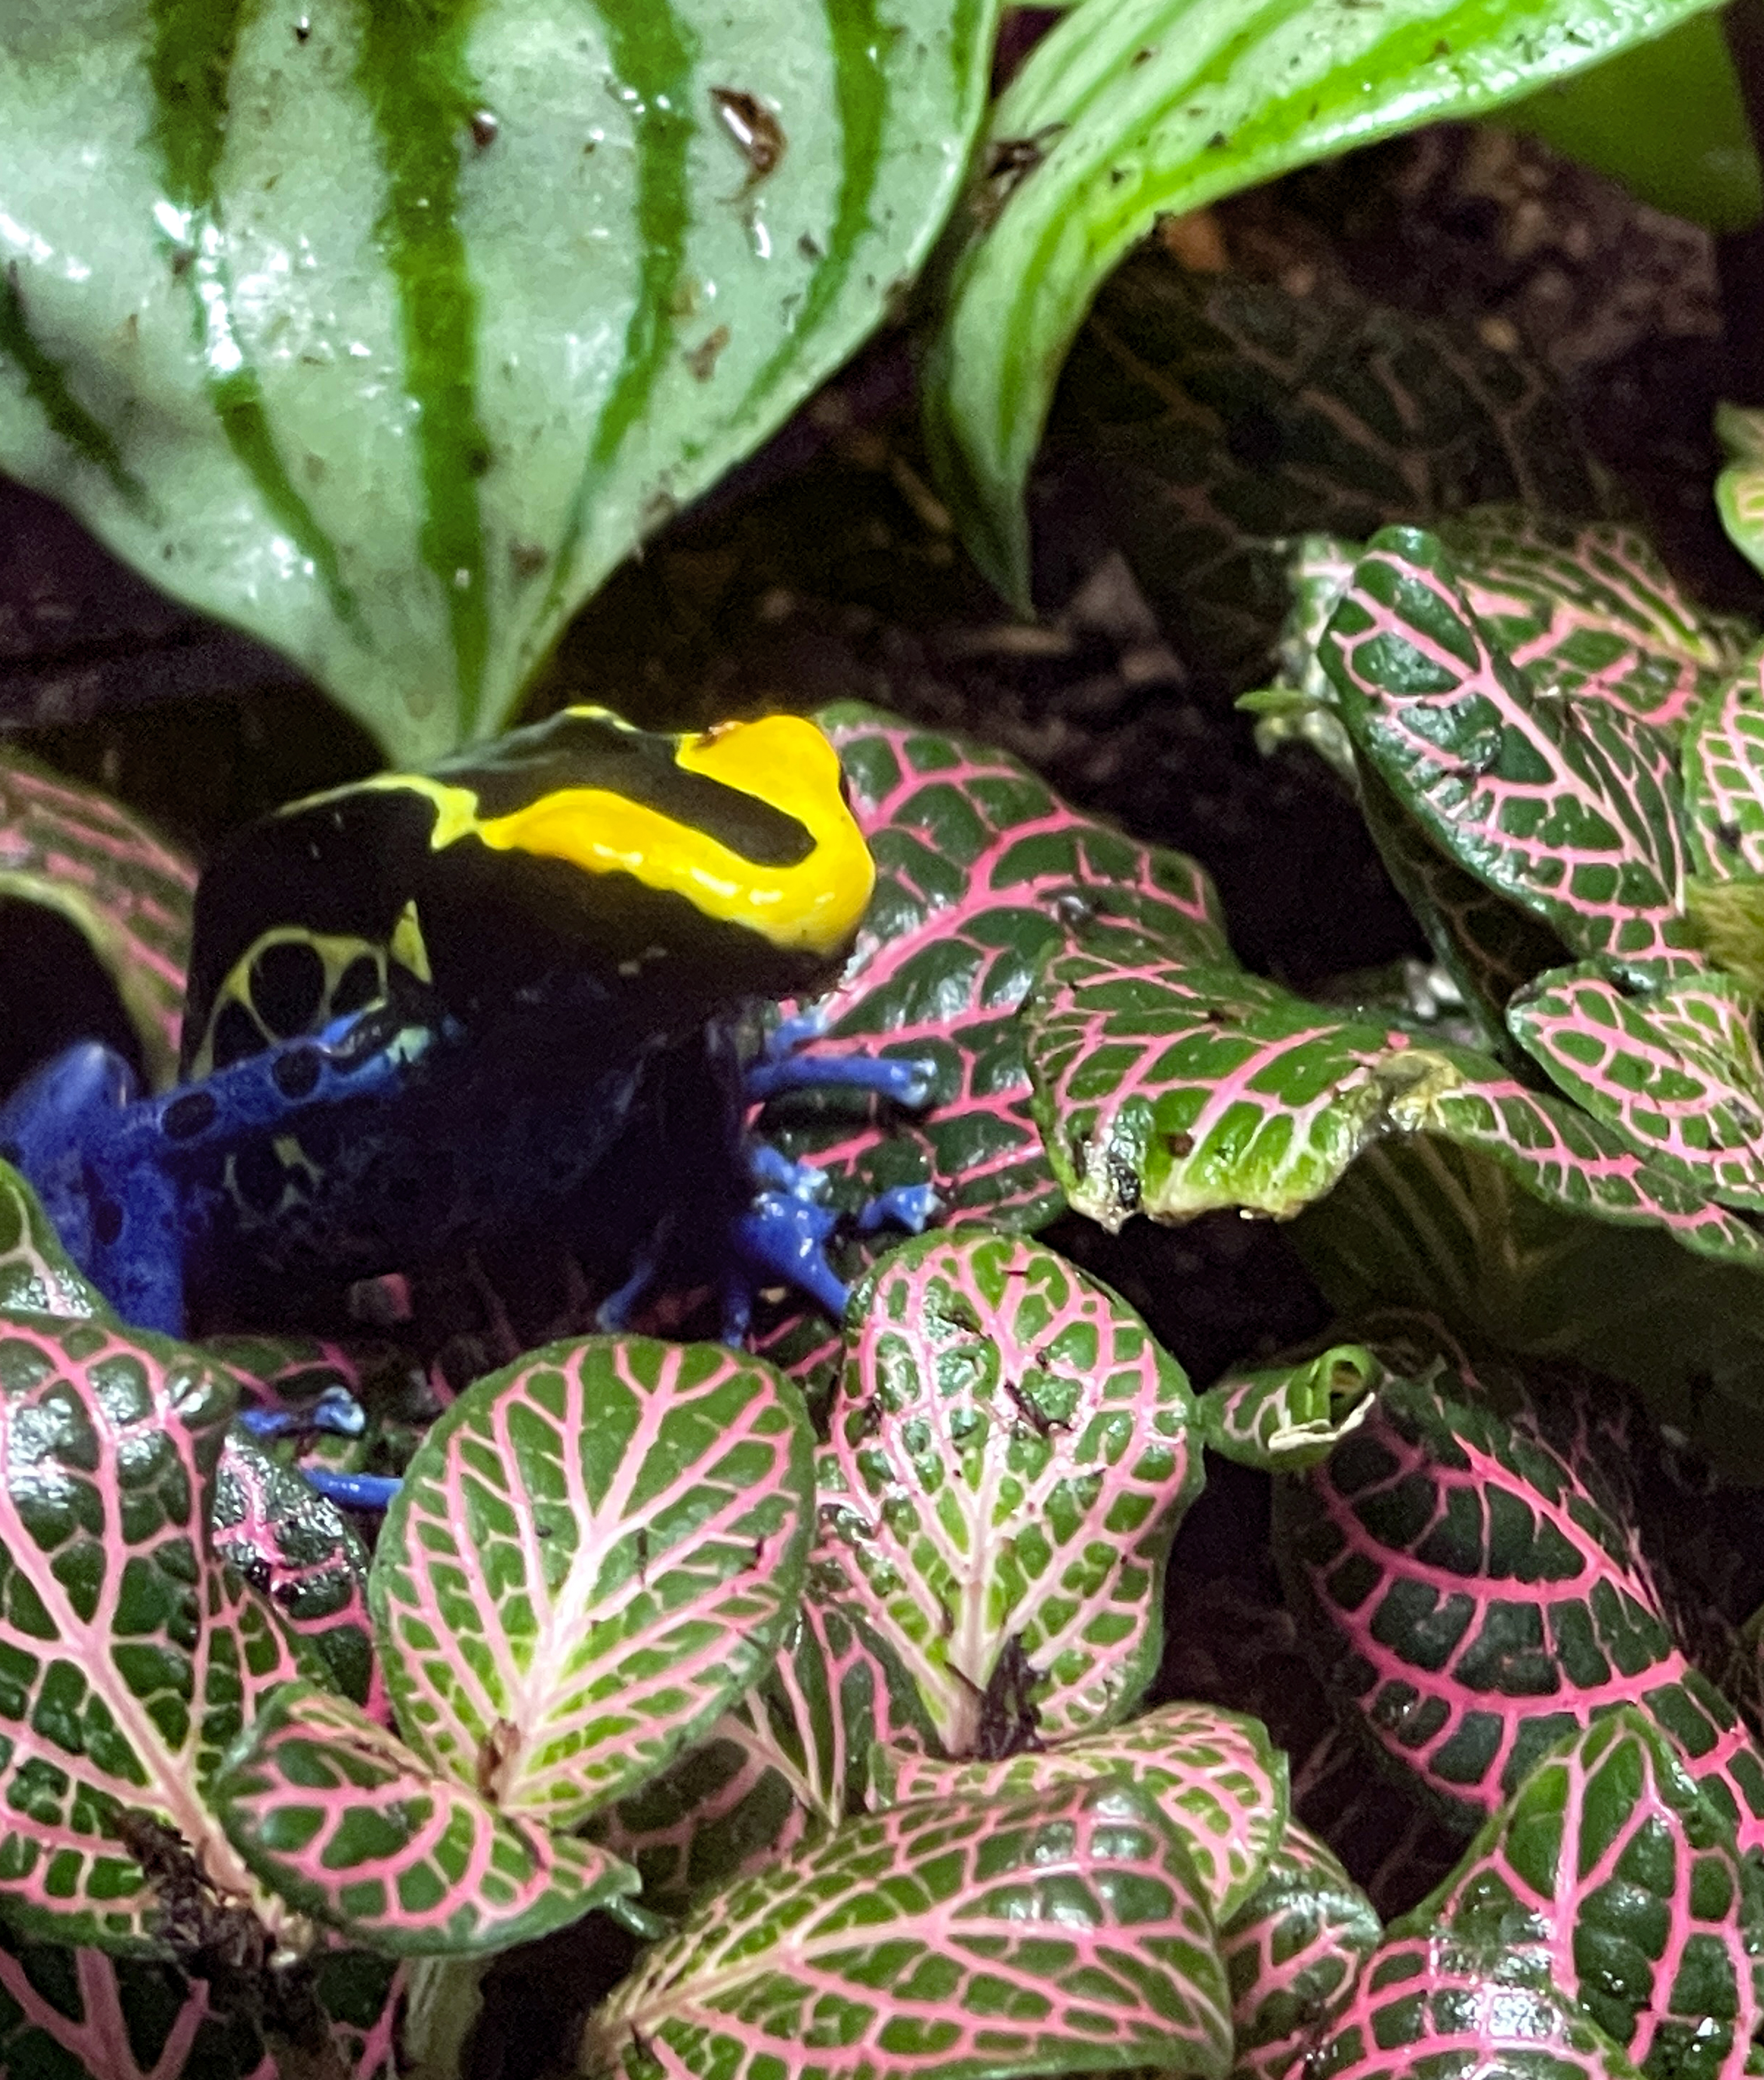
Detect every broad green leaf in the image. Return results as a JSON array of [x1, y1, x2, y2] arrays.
[[1220, 1821, 1380, 2080], [583, 1779, 1233, 2080], [0, 1313, 307, 1950], [1198, 1343, 1382, 1472], [1507, 964, 1764, 1209], [0, 748, 194, 1091], [1498, 13, 1761, 230], [1310, 1933, 1643, 2080], [1273, 1349, 1764, 1846], [921, 0, 1728, 606], [371, 1334, 816, 1832], [817, 1227, 1202, 1752], [0, 2, 999, 764], [592, 1563, 931, 1914], [214, 1681, 636, 1956], [1397, 1711, 1764, 2080], [0, 1159, 111, 1322], [1321, 526, 1698, 978], [874, 1699, 1289, 1921]]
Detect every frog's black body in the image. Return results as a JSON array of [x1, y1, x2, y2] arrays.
[[1, 706, 915, 1349]]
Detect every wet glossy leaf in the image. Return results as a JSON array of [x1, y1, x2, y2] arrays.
[[0, 749, 194, 1090], [212, 1436, 377, 1711], [922, 0, 1722, 607], [1507, 964, 1764, 1209], [1199, 1343, 1382, 1473], [817, 1228, 1201, 1752], [1684, 647, 1764, 880], [1320, 526, 1698, 978], [1274, 1351, 1764, 1847], [1399, 1710, 1764, 2080], [1310, 1933, 1643, 2080], [584, 1778, 1233, 2080], [1221, 1820, 1381, 2080], [1, 1, 998, 762], [1024, 930, 1764, 1274], [876, 1699, 1287, 1921], [763, 705, 1230, 1240], [0, 1313, 307, 1949], [372, 1334, 815, 1832], [0, 1159, 111, 1323], [214, 1681, 636, 1956]]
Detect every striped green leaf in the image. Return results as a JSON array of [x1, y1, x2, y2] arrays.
[[1198, 1342, 1383, 1473], [371, 1334, 816, 1833], [0, 1158, 111, 1323], [1715, 403, 1764, 587], [0, 2, 998, 764], [583, 1779, 1233, 2080], [921, 0, 1728, 607]]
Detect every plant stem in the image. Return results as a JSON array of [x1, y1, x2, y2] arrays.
[[401, 1956, 491, 2080], [1720, 0, 1764, 401]]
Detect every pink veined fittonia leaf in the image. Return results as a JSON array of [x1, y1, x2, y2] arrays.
[[874, 1699, 1289, 1922], [816, 1227, 1201, 1753], [0, 1157, 111, 1322], [760, 702, 1230, 1238], [370, 1334, 816, 1832], [213, 1436, 380, 1714], [212, 1681, 636, 1956], [1272, 1347, 1764, 1850], [1394, 1710, 1764, 2080], [0, 1311, 311, 1950], [0, 746, 196, 1091], [1198, 1342, 1384, 1473], [1433, 508, 1749, 734], [582, 1778, 1233, 2080], [1506, 964, 1764, 1210], [591, 1559, 930, 1915], [1319, 525, 1699, 978], [1024, 926, 1764, 1274], [1219, 1818, 1381, 2080], [1309, 1932, 1643, 2080], [1683, 649, 1764, 881]]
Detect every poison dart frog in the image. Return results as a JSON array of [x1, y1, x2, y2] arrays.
[[0, 706, 936, 1398]]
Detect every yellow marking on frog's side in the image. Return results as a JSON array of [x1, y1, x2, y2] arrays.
[[390, 899, 432, 984]]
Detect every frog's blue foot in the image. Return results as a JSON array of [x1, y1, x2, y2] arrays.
[[300, 1468, 402, 1512], [236, 1384, 366, 1442]]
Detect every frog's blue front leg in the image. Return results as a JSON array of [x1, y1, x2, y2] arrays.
[[0, 1016, 432, 1337], [744, 1010, 938, 1109]]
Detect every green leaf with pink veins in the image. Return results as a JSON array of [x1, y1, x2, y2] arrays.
[[873, 1699, 1289, 1923], [1507, 963, 1764, 1210], [1220, 1820, 1380, 2080], [1320, 526, 1699, 981], [1684, 650, 1764, 881], [816, 1227, 1202, 1755], [0, 1158, 113, 1323], [214, 1682, 637, 1956], [1198, 1343, 1384, 1473], [1394, 1710, 1764, 2080], [583, 1778, 1233, 2080], [369, 1333, 816, 1833], [590, 1559, 932, 1915], [0, 1312, 314, 1952]]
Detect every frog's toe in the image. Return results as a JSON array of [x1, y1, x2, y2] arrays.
[[300, 1468, 402, 1512], [744, 1046, 937, 1108], [237, 1384, 366, 1441], [856, 1182, 942, 1234], [733, 1190, 848, 1323]]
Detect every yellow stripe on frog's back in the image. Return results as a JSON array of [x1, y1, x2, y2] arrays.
[[356, 710, 874, 958]]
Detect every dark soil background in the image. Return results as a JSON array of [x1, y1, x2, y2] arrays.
[[5, 120, 1764, 2070]]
